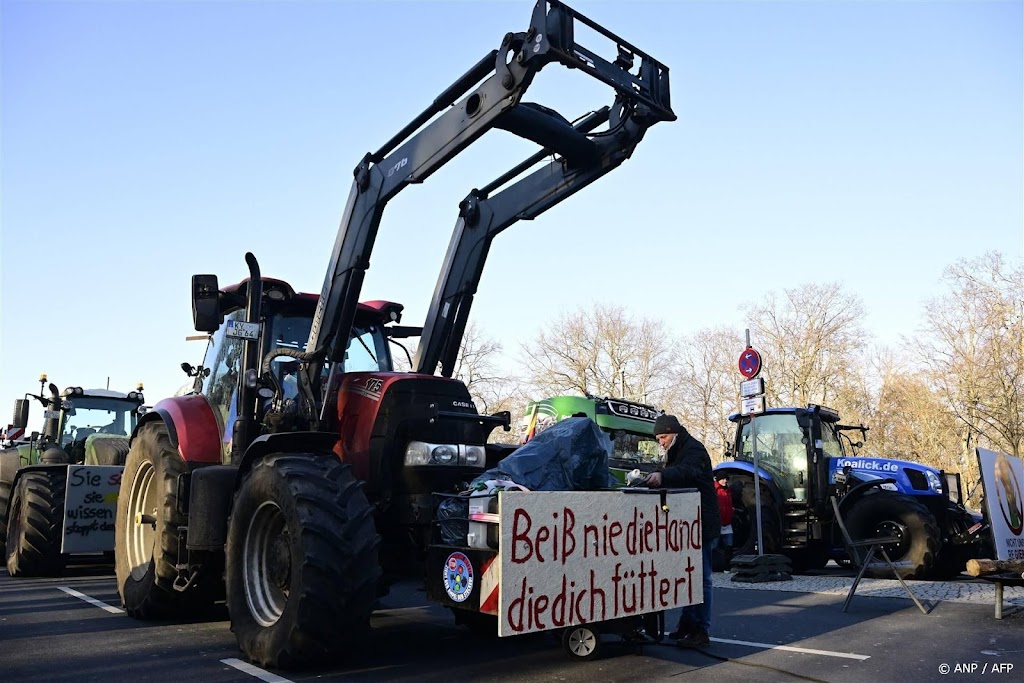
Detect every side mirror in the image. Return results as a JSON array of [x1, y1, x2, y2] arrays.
[[192, 274, 222, 333], [12, 399, 28, 428], [181, 362, 195, 376]]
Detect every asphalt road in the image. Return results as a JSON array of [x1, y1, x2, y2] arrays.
[[0, 561, 1020, 683]]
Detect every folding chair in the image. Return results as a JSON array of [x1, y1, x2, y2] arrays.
[[830, 497, 929, 615]]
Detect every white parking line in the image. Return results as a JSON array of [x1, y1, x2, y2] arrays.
[[710, 636, 870, 660], [56, 586, 124, 614], [221, 658, 295, 683]]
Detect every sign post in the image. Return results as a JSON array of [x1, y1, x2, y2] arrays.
[[738, 330, 765, 556]]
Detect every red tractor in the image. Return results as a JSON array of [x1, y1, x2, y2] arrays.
[[115, 0, 674, 668]]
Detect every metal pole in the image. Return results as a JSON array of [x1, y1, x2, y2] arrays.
[[745, 328, 763, 555], [753, 416, 763, 555]]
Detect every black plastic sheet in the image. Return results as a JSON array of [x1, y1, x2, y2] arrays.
[[471, 417, 614, 491]]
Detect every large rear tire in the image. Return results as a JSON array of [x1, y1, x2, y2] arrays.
[[730, 476, 781, 557], [115, 422, 212, 617], [5, 469, 67, 577], [844, 493, 940, 579], [226, 453, 380, 669]]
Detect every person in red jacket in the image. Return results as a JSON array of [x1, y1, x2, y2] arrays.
[[715, 472, 734, 551]]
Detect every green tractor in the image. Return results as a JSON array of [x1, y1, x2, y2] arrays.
[[0, 374, 145, 575], [520, 395, 662, 485]]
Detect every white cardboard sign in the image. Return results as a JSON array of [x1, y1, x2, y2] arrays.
[[977, 448, 1024, 561], [498, 490, 703, 637], [61, 465, 123, 554]]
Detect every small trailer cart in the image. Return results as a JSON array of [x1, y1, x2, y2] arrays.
[[428, 488, 703, 660]]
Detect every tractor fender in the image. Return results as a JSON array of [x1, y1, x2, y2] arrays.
[[181, 433, 341, 552], [8, 464, 70, 503], [235, 432, 341, 485], [133, 395, 222, 465], [713, 463, 785, 510], [835, 478, 895, 516], [0, 448, 21, 488], [0, 448, 24, 520]]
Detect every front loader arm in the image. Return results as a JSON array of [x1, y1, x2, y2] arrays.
[[413, 96, 660, 377], [305, 0, 674, 422]]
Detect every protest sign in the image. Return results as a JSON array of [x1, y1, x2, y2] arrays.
[[498, 490, 702, 636]]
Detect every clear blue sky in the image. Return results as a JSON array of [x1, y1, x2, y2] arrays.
[[2, 0, 1021, 430]]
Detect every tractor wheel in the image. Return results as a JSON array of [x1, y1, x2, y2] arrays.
[[115, 422, 210, 618], [844, 493, 941, 579], [0, 478, 12, 558], [226, 453, 380, 669], [730, 477, 780, 557], [5, 469, 67, 577]]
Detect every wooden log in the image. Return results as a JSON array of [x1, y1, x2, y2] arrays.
[[965, 558, 1024, 576]]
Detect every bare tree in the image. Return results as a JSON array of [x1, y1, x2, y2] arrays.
[[668, 326, 741, 462], [390, 321, 516, 417], [916, 252, 1024, 460], [520, 303, 676, 406], [742, 282, 870, 409]]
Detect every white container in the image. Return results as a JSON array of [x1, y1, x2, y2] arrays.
[[467, 494, 497, 549]]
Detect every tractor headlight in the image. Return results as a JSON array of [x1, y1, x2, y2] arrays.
[[464, 445, 485, 466], [404, 441, 486, 467], [925, 470, 943, 494], [433, 444, 457, 464]]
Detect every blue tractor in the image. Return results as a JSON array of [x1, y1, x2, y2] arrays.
[[714, 404, 990, 579]]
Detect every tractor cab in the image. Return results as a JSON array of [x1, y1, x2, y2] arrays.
[[10, 382, 144, 465], [56, 388, 144, 463], [730, 406, 844, 504], [188, 276, 402, 462]]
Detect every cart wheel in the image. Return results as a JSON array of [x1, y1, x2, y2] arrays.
[[562, 624, 602, 661]]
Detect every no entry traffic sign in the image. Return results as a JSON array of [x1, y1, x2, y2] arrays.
[[738, 347, 762, 379]]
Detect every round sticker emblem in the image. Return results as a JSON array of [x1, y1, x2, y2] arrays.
[[443, 551, 474, 603]]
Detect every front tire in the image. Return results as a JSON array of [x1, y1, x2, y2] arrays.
[[226, 453, 380, 669], [730, 477, 781, 557], [5, 469, 67, 577], [115, 422, 210, 617], [844, 493, 940, 579]]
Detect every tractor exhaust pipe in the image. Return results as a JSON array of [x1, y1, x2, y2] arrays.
[[230, 253, 263, 463], [41, 383, 61, 444]]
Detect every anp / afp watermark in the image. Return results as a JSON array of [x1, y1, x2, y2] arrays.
[[939, 662, 1015, 675]]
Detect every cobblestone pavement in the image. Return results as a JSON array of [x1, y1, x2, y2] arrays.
[[714, 570, 1024, 608]]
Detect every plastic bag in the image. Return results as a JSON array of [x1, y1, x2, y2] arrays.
[[471, 417, 614, 491]]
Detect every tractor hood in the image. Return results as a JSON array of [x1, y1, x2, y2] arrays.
[[829, 455, 946, 497]]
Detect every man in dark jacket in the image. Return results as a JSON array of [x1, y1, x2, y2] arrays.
[[642, 414, 719, 648]]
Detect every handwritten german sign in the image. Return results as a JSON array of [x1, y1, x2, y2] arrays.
[[498, 490, 703, 637], [61, 465, 123, 554]]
